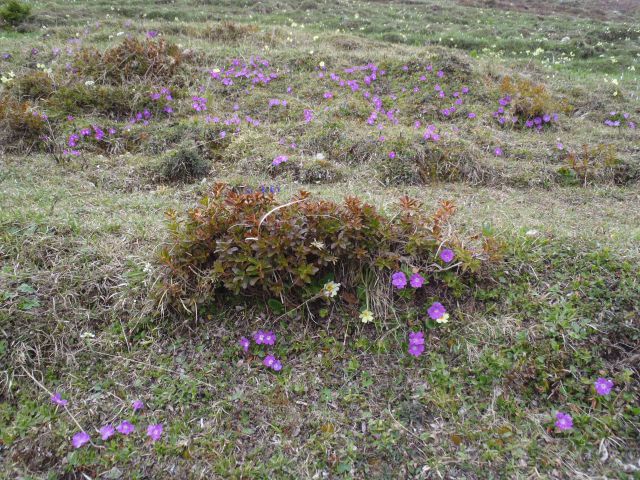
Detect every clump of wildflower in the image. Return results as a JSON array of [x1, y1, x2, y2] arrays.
[[554, 412, 573, 431], [72, 431, 90, 449], [263, 354, 282, 371], [360, 309, 373, 323], [408, 331, 425, 357], [147, 423, 163, 442], [391, 271, 407, 289], [50, 392, 68, 406], [322, 281, 340, 298], [423, 124, 440, 142], [192, 96, 207, 112], [594, 377, 613, 396]]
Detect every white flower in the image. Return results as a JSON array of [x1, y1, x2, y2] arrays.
[[436, 313, 449, 324], [322, 281, 340, 298], [359, 309, 374, 323], [311, 239, 325, 250], [84, 80, 95, 86]]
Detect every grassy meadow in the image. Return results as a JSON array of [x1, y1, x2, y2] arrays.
[[1, 0, 639, 478]]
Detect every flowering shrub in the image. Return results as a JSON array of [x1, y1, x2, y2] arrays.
[[158, 185, 497, 315], [497, 76, 568, 129], [75, 38, 185, 84]]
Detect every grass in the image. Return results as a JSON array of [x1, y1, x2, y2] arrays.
[[1, 0, 639, 478]]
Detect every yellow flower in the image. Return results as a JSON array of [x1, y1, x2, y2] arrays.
[[359, 309, 374, 323], [322, 281, 340, 298], [436, 313, 449, 324]]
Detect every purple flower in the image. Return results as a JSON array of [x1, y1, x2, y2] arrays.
[[408, 343, 424, 357], [303, 109, 314, 123], [254, 330, 267, 344], [468, 112, 476, 119], [272, 155, 288, 166], [147, 30, 159, 38], [409, 331, 424, 346], [147, 423, 163, 442], [239, 336, 250, 352], [440, 249, 454, 263], [323, 91, 333, 99], [594, 378, 613, 396], [50, 392, 68, 406], [99, 424, 115, 441], [556, 142, 564, 150], [409, 273, 425, 288], [555, 412, 573, 431], [263, 354, 276, 368], [494, 147, 503, 156], [72, 431, 90, 449], [116, 421, 135, 435], [132, 400, 144, 411], [272, 360, 282, 371], [389, 151, 396, 159], [408, 331, 425, 357], [192, 96, 207, 112], [391, 271, 407, 289], [263, 331, 276, 346], [428, 302, 446, 320]]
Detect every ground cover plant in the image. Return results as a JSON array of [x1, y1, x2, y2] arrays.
[[0, 0, 639, 478]]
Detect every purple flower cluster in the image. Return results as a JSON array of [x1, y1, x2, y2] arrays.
[[64, 124, 117, 156], [604, 111, 635, 129], [263, 354, 283, 371], [209, 56, 279, 87], [392, 271, 427, 289], [242, 184, 281, 194], [492, 95, 558, 130], [239, 330, 283, 372], [51, 394, 163, 449], [192, 96, 207, 112], [254, 330, 276, 345], [408, 331, 425, 357]]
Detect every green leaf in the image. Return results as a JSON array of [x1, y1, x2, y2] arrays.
[[18, 298, 40, 310], [17, 283, 36, 294], [267, 298, 285, 315]]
